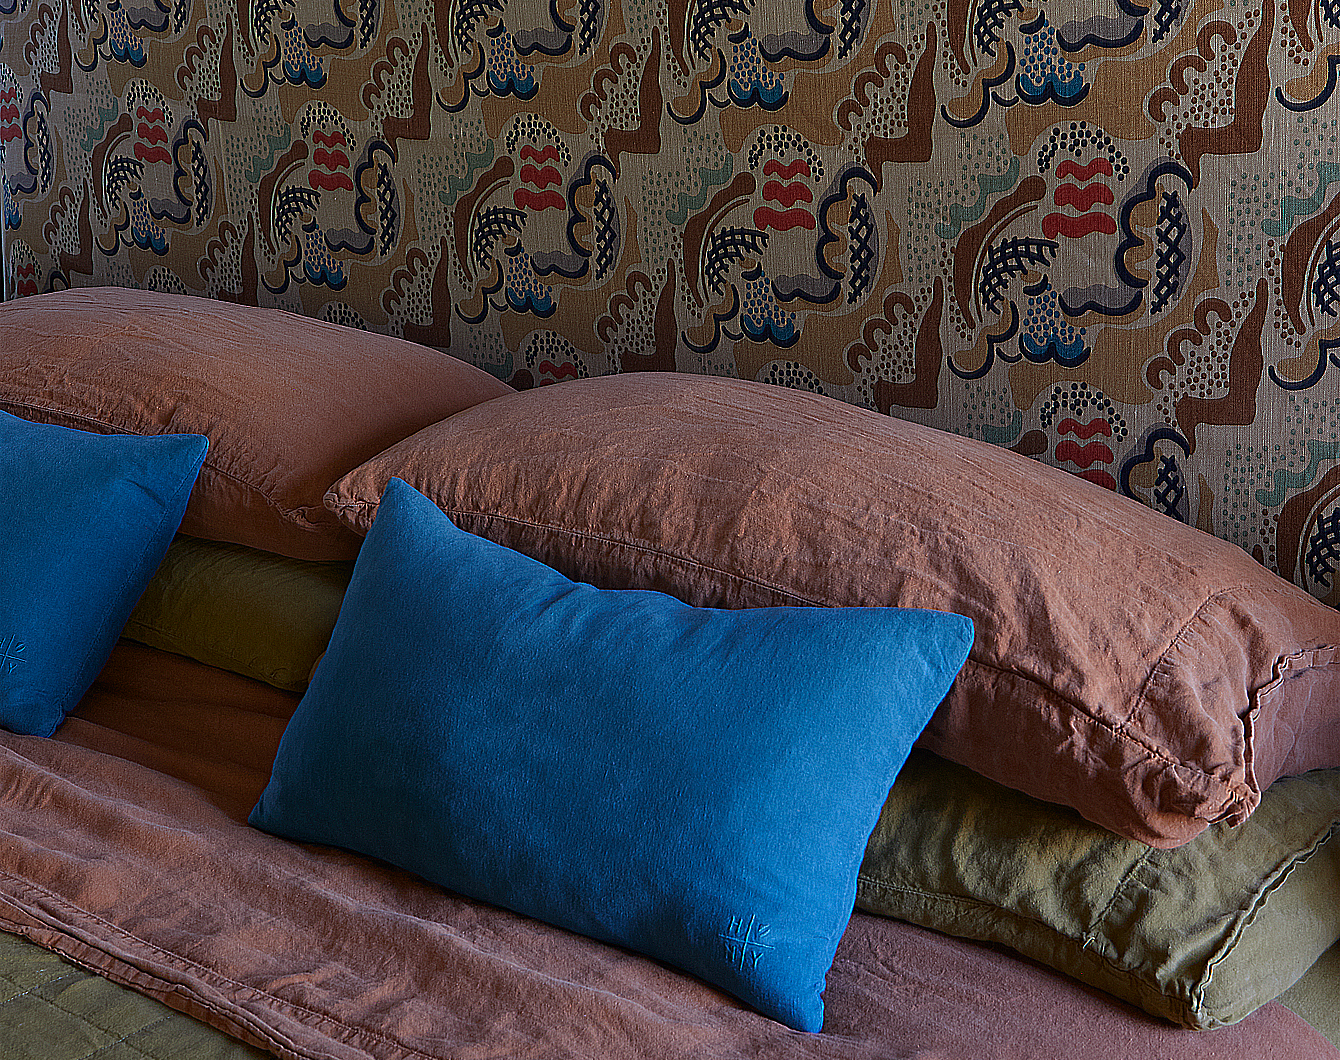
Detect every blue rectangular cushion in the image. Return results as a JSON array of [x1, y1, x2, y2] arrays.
[[249, 477, 973, 1032], [0, 409, 208, 736]]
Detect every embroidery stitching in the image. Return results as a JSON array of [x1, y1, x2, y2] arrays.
[[0, 636, 25, 677], [720, 915, 773, 971]]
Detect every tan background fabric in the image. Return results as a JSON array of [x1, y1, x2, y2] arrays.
[[3, 0, 1339, 598]]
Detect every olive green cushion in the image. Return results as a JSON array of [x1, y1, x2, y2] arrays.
[[858, 752, 1340, 1030], [124, 536, 352, 691]]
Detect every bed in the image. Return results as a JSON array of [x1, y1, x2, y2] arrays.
[[3, 288, 1340, 1059], [6, 0, 1340, 1051]]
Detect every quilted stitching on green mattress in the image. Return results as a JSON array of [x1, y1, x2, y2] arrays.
[[0, 933, 266, 1060]]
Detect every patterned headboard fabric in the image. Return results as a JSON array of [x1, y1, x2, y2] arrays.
[[3, 0, 1339, 600]]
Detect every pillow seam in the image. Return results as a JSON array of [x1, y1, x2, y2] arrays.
[[1125, 583, 1340, 814], [119, 620, 297, 688], [0, 401, 336, 532], [854, 873, 1198, 1018], [358, 502, 827, 607], [1088, 845, 1159, 969], [1193, 818, 1340, 1015], [1129, 582, 1323, 731]]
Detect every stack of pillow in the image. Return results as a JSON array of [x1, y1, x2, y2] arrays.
[[4, 288, 1340, 1034]]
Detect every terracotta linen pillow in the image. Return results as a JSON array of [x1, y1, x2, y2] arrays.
[[325, 373, 1340, 847], [857, 750, 1340, 1029], [0, 287, 513, 559]]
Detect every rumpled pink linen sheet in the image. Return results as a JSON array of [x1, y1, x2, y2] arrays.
[[0, 642, 1332, 1060]]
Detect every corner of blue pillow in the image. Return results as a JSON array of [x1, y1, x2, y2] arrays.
[[0, 411, 208, 736]]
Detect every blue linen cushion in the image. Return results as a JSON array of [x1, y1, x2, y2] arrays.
[[0, 410, 208, 736], [249, 477, 973, 1032]]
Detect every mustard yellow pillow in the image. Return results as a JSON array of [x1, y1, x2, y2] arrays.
[[124, 536, 351, 691]]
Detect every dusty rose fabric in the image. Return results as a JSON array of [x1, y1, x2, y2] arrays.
[[0, 642, 1330, 1059], [325, 373, 1340, 847], [0, 288, 512, 560]]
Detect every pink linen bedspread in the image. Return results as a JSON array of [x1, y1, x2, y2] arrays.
[[0, 642, 1332, 1060]]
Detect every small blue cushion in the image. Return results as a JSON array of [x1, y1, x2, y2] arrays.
[[250, 478, 973, 1032], [0, 410, 208, 736]]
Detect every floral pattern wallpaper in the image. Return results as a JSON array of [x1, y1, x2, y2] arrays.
[[3, 0, 1340, 599]]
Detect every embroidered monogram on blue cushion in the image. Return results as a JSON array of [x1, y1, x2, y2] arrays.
[[721, 915, 773, 971], [0, 636, 24, 677]]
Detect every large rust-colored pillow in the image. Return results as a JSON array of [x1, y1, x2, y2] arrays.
[[0, 288, 512, 560], [326, 373, 1340, 847]]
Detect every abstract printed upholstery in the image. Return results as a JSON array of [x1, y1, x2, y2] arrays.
[[3, 0, 1340, 599]]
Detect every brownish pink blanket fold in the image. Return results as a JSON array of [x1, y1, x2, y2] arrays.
[[0, 642, 1332, 1059]]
